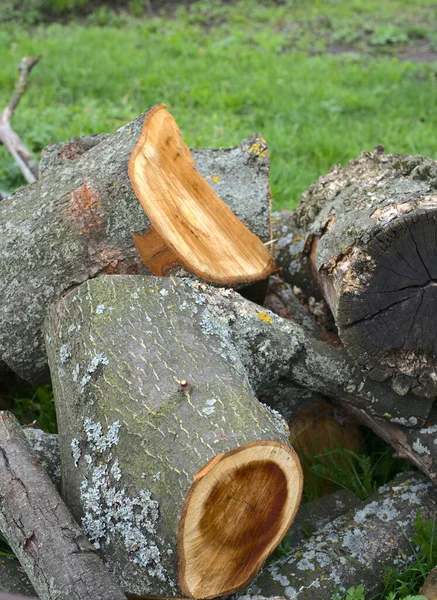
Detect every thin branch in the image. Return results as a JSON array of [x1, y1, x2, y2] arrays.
[[0, 56, 41, 184]]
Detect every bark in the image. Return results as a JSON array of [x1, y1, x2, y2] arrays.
[[0, 411, 127, 600], [236, 472, 437, 600], [273, 149, 437, 398], [0, 489, 359, 600], [422, 565, 437, 599], [0, 111, 272, 384], [44, 275, 302, 598], [23, 427, 61, 488]]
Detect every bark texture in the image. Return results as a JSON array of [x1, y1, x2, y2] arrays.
[[44, 275, 298, 598], [236, 472, 437, 600], [0, 489, 359, 600], [0, 412, 127, 600], [0, 111, 272, 384], [273, 149, 437, 398]]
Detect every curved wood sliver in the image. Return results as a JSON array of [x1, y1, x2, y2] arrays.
[[128, 104, 275, 285]]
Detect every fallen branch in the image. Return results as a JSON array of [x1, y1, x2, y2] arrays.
[[0, 57, 40, 184], [0, 411, 127, 600], [237, 472, 437, 600]]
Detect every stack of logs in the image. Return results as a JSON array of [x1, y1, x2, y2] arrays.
[[1, 100, 437, 600]]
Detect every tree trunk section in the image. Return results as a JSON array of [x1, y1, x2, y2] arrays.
[[0, 412, 127, 600], [0, 110, 272, 384], [44, 275, 302, 599], [236, 472, 437, 599], [274, 149, 437, 398]]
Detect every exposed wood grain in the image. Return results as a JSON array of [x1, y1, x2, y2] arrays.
[[128, 104, 275, 285], [179, 441, 302, 599]]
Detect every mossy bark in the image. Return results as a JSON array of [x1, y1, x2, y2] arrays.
[[236, 472, 437, 600], [0, 112, 271, 384], [273, 150, 437, 398], [44, 275, 295, 597]]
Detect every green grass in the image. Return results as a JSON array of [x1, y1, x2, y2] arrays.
[[1, 0, 437, 208]]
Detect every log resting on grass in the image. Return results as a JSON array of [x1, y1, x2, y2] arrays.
[[236, 472, 437, 600], [44, 275, 303, 599], [0, 111, 272, 384], [273, 149, 437, 398], [0, 412, 127, 600]]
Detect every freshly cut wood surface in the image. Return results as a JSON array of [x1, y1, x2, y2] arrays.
[[44, 275, 301, 597], [128, 104, 274, 284], [179, 441, 302, 599]]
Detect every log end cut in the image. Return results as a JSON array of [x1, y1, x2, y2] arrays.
[[178, 440, 303, 599], [331, 210, 437, 397], [128, 104, 275, 285]]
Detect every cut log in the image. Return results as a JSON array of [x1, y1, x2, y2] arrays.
[[337, 400, 437, 485], [0, 111, 272, 384], [0, 411, 127, 600], [288, 403, 362, 496], [422, 566, 437, 599], [44, 275, 303, 599], [236, 472, 437, 599], [0, 488, 359, 600], [128, 104, 274, 284], [274, 149, 437, 398]]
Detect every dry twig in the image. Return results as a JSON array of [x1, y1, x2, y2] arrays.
[[0, 56, 41, 184]]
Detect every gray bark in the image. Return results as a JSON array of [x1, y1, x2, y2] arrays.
[[0, 411, 127, 600], [236, 472, 437, 600], [273, 149, 437, 398], [44, 275, 295, 597], [0, 489, 359, 600], [0, 111, 272, 384], [23, 428, 61, 488]]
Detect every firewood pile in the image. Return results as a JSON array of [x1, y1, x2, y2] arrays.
[[1, 69, 437, 599]]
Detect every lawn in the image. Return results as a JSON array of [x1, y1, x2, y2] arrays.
[[1, 0, 437, 208]]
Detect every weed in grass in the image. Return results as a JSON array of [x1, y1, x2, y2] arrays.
[[303, 428, 411, 502], [0, 534, 15, 559]]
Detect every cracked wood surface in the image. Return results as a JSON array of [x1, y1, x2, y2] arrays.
[[44, 275, 301, 598], [0, 111, 272, 384], [272, 149, 437, 398], [0, 412, 126, 600]]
